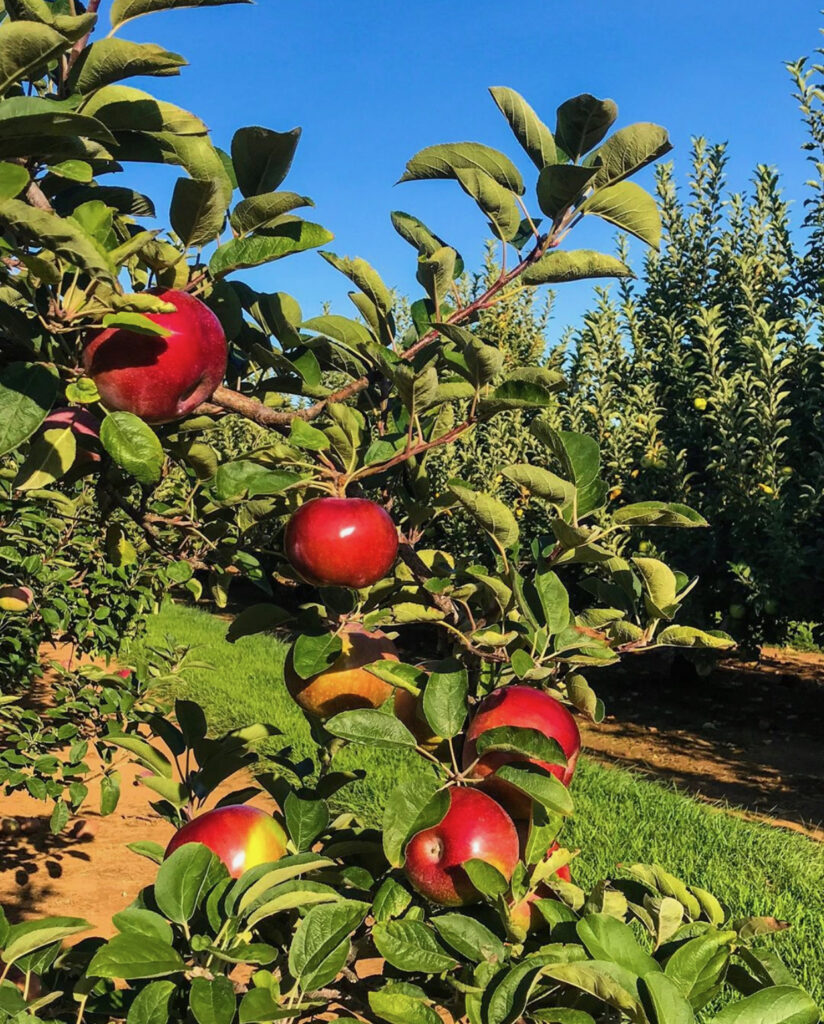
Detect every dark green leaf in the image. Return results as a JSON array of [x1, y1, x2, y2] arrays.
[[494, 763, 574, 815], [0, 21, 69, 94], [232, 126, 301, 198], [522, 249, 632, 286], [87, 933, 184, 980], [555, 94, 618, 161], [372, 920, 457, 973], [154, 842, 227, 924], [422, 662, 467, 739], [489, 86, 556, 168], [210, 219, 333, 277], [100, 412, 164, 484], [400, 142, 524, 194], [285, 793, 328, 852], [110, 0, 251, 31], [0, 361, 58, 456], [126, 980, 177, 1024], [325, 709, 417, 749], [230, 191, 313, 234], [68, 39, 186, 93], [537, 164, 597, 220], [588, 123, 672, 189], [170, 176, 227, 248], [432, 913, 506, 964], [189, 976, 236, 1024], [580, 180, 662, 247], [476, 726, 566, 767]]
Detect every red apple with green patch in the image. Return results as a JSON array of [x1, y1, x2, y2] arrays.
[[83, 289, 227, 424], [164, 805, 288, 878], [284, 496, 398, 589], [404, 787, 519, 907], [462, 685, 581, 819]]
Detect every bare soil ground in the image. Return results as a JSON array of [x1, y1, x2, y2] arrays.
[[1, 642, 821, 936], [580, 646, 824, 841]]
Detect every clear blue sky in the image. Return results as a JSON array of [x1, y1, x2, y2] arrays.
[[122, 0, 822, 336]]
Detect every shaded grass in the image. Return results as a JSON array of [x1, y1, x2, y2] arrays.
[[126, 601, 824, 1004]]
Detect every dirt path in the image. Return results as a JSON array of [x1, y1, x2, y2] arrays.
[[580, 646, 824, 841]]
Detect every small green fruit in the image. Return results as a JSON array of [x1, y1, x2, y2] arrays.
[[728, 603, 746, 620], [694, 397, 708, 411], [638, 540, 652, 553]]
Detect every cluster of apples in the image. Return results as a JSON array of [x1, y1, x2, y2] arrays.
[[76, 295, 582, 925]]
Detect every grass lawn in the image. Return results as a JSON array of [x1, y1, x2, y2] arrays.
[[126, 600, 824, 1005]]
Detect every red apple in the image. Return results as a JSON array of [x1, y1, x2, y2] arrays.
[[164, 805, 288, 878], [43, 407, 101, 463], [404, 787, 519, 907], [284, 497, 398, 589], [462, 685, 581, 819], [83, 289, 227, 424], [285, 623, 400, 719]]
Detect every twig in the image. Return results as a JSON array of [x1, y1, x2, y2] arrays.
[[198, 379, 370, 430]]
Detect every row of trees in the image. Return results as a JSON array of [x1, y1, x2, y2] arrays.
[[435, 51, 824, 645]]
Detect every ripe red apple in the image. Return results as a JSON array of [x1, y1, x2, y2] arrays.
[[285, 624, 400, 719], [164, 805, 288, 878], [462, 685, 581, 819], [83, 289, 227, 424], [284, 497, 398, 589], [42, 407, 101, 463], [404, 787, 519, 907]]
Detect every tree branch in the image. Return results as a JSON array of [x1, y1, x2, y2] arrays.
[[65, 0, 102, 74], [200, 379, 370, 430]]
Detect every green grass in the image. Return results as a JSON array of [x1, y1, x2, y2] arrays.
[[126, 601, 824, 1005]]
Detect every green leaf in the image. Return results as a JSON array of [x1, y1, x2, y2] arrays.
[[541, 961, 643, 1018], [291, 632, 342, 680], [0, 161, 30, 200], [210, 219, 333, 277], [612, 501, 707, 527], [126, 980, 177, 1024], [390, 210, 463, 273], [494, 763, 574, 816], [475, 726, 566, 767], [522, 249, 632, 286], [383, 773, 447, 867], [422, 662, 468, 739], [213, 461, 300, 501], [68, 39, 186, 93], [189, 976, 236, 1024], [640, 972, 696, 1024], [535, 569, 571, 635], [416, 245, 456, 305], [325, 709, 417, 749], [111, 908, 172, 946], [15, 424, 75, 490], [588, 123, 672, 189], [633, 557, 678, 613], [0, 197, 116, 283], [400, 142, 524, 194], [48, 159, 93, 182], [284, 793, 328, 852], [101, 311, 172, 337], [656, 626, 735, 650], [0, 95, 115, 156], [537, 164, 597, 220], [502, 463, 573, 506], [432, 913, 506, 964], [454, 168, 521, 241], [171, 176, 227, 248], [320, 251, 393, 314], [287, 899, 368, 990], [373, 920, 457, 973], [104, 734, 173, 777], [664, 930, 737, 1003], [709, 986, 819, 1024], [489, 86, 556, 169], [530, 422, 605, 516], [577, 914, 660, 979], [0, 21, 69, 94], [100, 770, 121, 816], [227, 603, 290, 642], [373, 878, 413, 923], [462, 858, 509, 898], [110, 0, 251, 31], [100, 412, 164, 484], [448, 481, 519, 549], [154, 842, 227, 924], [369, 983, 441, 1024], [232, 126, 300, 197], [127, 840, 165, 864], [555, 94, 618, 161], [580, 180, 662, 247], [87, 933, 185, 980], [231, 191, 313, 235], [2, 917, 89, 964]]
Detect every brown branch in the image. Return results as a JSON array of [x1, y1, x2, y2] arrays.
[[353, 419, 474, 480], [65, 0, 102, 74], [201, 379, 370, 430]]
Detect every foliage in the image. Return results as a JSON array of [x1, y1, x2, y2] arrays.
[[0, 2, 816, 1022]]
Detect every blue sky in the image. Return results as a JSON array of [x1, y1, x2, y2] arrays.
[[122, 0, 822, 336]]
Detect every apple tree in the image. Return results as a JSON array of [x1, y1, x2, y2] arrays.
[[0, 1, 818, 1022]]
